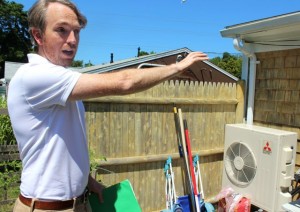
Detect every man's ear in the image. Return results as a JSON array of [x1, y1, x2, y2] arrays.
[[31, 28, 43, 46]]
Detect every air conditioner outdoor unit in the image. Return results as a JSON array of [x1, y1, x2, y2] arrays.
[[222, 124, 297, 212]]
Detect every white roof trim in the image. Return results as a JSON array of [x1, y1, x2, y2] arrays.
[[221, 11, 300, 38], [220, 11, 300, 52]]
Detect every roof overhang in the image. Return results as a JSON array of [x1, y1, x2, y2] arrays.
[[220, 11, 300, 52]]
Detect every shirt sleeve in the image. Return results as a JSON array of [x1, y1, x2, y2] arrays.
[[22, 64, 81, 109]]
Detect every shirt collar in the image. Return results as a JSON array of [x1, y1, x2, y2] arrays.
[[27, 53, 52, 65]]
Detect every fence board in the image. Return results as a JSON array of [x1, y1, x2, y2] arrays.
[[0, 145, 18, 152], [0, 145, 19, 162], [0, 153, 20, 161]]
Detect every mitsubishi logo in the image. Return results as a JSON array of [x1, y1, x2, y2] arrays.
[[263, 141, 272, 154]]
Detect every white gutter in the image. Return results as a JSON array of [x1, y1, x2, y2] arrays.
[[233, 38, 259, 125]]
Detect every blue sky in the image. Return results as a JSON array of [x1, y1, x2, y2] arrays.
[[17, 0, 299, 65]]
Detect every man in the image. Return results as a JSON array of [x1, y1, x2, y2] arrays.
[[7, 0, 208, 211]]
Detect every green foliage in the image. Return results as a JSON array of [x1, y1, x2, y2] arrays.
[[0, 98, 15, 145], [210, 52, 242, 79], [0, 97, 20, 189], [0, 158, 21, 211], [0, 0, 31, 64], [71, 60, 94, 68], [89, 148, 106, 173], [84, 60, 94, 67], [139, 50, 156, 57], [0, 160, 21, 188], [71, 59, 84, 67], [0, 97, 20, 210]]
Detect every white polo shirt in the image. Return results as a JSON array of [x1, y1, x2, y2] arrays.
[[7, 54, 90, 200]]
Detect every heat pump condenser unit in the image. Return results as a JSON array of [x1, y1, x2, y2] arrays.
[[222, 124, 297, 212]]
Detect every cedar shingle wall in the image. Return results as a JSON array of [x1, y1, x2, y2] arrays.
[[255, 48, 300, 168]]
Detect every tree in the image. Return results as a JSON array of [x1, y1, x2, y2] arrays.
[[210, 52, 242, 79], [71, 60, 94, 68], [138, 50, 156, 57], [0, 0, 31, 78], [71, 60, 84, 67], [84, 60, 93, 67]]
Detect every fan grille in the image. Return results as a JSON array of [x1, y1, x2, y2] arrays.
[[224, 142, 257, 187]]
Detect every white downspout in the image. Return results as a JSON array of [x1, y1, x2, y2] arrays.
[[233, 38, 259, 125]]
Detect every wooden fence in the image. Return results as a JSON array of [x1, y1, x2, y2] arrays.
[[84, 80, 244, 211]]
